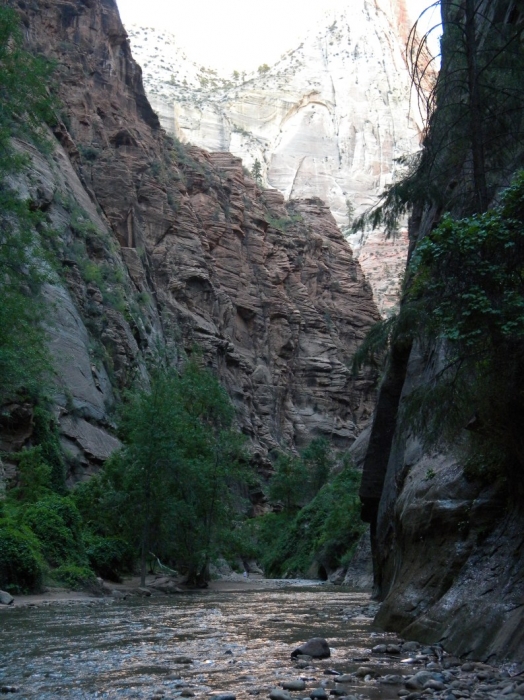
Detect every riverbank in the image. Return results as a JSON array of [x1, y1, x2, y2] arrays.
[[0, 572, 328, 609]]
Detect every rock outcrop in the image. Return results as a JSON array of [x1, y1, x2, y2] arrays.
[[4, 0, 379, 484], [126, 0, 425, 313], [359, 0, 524, 661]]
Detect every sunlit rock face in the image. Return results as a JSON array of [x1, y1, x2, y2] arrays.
[[127, 0, 423, 314]]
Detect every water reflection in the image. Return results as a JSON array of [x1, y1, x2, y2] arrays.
[[0, 587, 404, 699]]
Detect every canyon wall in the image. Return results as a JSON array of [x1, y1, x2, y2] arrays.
[[3, 0, 379, 486], [359, 0, 524, 662], [126, 0, 424, 314]]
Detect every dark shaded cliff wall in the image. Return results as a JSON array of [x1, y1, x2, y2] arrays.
[[360, 0, 524, 661], [1, 0, 379, 488]]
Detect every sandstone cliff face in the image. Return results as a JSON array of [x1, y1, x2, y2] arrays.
[[359, 0, 524, 652], [6, 0, 379, 484], [361, 335, 524, 662], [127, 0, 423, 314]]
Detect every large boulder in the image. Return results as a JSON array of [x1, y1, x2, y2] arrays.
[[291, 638, 330, 659]]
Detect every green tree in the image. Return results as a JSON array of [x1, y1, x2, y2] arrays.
[[258, 63, 270, 75], [102, 359, 247, 586], [251, 158, 263, 186], [302, 437, 334, 497], [268, 453, 307, 513]]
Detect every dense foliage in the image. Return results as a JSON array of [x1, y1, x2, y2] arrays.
[[256, 459, 364, 578], [73, 359, 249, 586]]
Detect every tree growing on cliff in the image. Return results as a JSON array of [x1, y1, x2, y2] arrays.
[[251, 159, 263, 186], [354, 0, 524, 232], [0, 6, 57, 404]]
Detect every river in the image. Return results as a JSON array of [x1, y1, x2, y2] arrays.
[[0, 584, 408, 699]]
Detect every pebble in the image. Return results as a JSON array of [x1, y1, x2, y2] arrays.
[[379, 674, 404, 684], [282, 681, 306, 691], [354, 667, 377, 678], [214, 695, 236, 700], [180, 691, 195, 697], [371, 644, 387, 654], [173, 657, 193, 665], [309, 688, 328, 699], [328, 688, 346, 696], [332, 676, 352, 683], [0, 689, 18, 694], [269, 690, 291, 700]]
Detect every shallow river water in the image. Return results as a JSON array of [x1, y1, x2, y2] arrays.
[[0, 584, 407, 700]]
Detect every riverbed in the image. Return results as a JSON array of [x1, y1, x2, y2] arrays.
[[0, 584, 408, 699]]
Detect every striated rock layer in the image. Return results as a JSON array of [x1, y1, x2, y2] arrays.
[[5, 0, 379, 483], [127, 0, 425, 314]]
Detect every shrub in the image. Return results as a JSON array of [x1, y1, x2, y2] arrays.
[[84, 534, 134, 581], [22, 495, 86, 567], [0, 522, 44, 593], [52, 564, 96, 590]]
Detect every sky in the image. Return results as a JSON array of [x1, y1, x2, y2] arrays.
[[116, 0, 442, 74]]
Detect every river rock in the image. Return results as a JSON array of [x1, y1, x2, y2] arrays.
[[173, 656, 193, 664], [329, 688, 346, 695], [214, 695, 236, 700], [269, 689, 291, 700], [180, 691, 195, 697], [282, 681, 306, 691], [380, 675, 404, 684], [309, 689, 327, 700], [0, 591, 14, 605], [405, 671, 442, 690], [424, 679, 445, 691], [355, 667, 377, 678], [291, 639, 330, 659], [402, 642, 420, 652], [0, 688, 18, 694], [371, 644, 387, 654]]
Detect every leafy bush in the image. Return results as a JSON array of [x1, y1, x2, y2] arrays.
[[84, 534, 133, 581], [21, 495, 86, 567], [11, 446, 52, 503], [0, 522, 44, 593], [52, 564, 96, 590], [258, 463, 364, 577]]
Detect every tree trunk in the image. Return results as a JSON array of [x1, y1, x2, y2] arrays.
[[140, 520, 149, 587], [465, 0, 489, 212]]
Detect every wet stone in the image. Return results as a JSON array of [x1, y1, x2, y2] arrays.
[[372, 644, 387, 654], [269, 690, 292, 700], [355, 667, 377, 678], [0, 591, 14, 606], [328, 688, 346, 695], [282, 681, 306, 691], [333, 676, 352, 683], [173, 657, 193, 665], [380, 674, 404, 684], [309, 689, 328, 700], [386, 644, 401, 655], [214, 695, 237, 700]]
